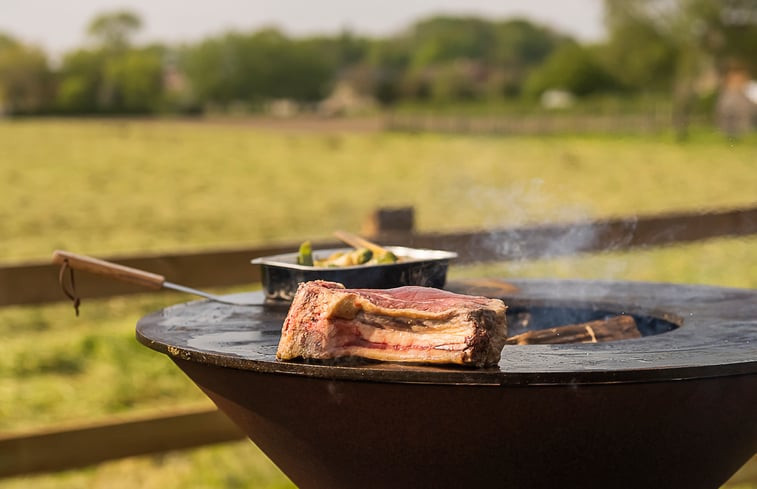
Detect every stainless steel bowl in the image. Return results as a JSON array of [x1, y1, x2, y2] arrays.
[[251, 246, 457, 302]]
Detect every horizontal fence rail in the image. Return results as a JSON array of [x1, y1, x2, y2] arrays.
[[0, 407, 244, 478], [1, 205, 756, 307]]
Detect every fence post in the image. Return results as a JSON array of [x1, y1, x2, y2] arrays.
[[362, 206, 415, 240]]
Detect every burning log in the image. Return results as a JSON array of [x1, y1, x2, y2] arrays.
[[506, 315, 640, 345]]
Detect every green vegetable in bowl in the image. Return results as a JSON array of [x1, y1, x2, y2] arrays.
[[315, 247, 373, 267], [374, 251, 398, 264], [297, 240, 400, 267], [297, 241, 314, 266], [353, 248, 373, 264]]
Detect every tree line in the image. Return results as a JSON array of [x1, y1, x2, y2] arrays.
[[0, 1, 755, 116]]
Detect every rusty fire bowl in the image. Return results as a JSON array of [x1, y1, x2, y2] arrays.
[[136, 279, 757, 489]]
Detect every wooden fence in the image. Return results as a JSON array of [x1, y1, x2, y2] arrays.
[[0, 407, 243, 478], [1, 205, 756, 480], [4, 205, 757, 308], [383, 112, 710, 136]]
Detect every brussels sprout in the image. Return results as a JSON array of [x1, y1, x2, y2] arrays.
[[353, 248, 373, 264], [375, 251, 398, 264]]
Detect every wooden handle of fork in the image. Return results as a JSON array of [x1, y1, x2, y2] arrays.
[[52, 250, 165, 290]]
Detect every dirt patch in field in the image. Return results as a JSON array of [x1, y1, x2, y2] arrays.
[[188, 115, 384, 133]]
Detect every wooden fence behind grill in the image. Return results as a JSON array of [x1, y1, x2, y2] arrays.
[[3, 205, 757, 308], [1, 204, 756, 480]]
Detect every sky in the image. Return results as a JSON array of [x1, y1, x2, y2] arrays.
[[0, 0, 605, 58]]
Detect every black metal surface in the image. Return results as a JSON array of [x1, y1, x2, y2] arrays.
[[251, 247, 455, 302], [137, 279, 757, 385], [136, 279, 757, 489]]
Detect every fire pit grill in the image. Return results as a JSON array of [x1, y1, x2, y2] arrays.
[[136, 279, 757, 489]]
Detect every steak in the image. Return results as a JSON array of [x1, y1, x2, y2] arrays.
[[277, 280, 507, 367]]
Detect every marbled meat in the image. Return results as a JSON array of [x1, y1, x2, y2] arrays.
[[276, 280, 507, 367]]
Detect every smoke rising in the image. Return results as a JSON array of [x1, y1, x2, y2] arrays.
[[462, 179, 638, 282]]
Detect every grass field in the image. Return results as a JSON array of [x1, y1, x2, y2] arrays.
[[0, 119, 755, 488]]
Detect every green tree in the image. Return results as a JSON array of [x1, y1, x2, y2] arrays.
[[102, 47, 164, 112], [601, 0, 757, 137], [363, 38, 413, 104], [364, 15, 568, 102], [181, 28, 333, 109], [429, 61, 479, 101], [600, 1, 680, 91], [0, 32, 16, 50], [684, 0, 757, 72], [523, 42, 620, 97], [407, 16, 499, 69], [493, 19, 565, 66], [88, 10, 143, 52], [301, 30, 371, 73], [57, 11, 169, 114], [56, 48, 106, 112], [491, 19, 569, 95], [0, 33, 52, 114]]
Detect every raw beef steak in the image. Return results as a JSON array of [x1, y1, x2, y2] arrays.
[[277, 280, 507, 367]]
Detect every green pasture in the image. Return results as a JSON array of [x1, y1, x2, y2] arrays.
[[0, 119, 755, 488]]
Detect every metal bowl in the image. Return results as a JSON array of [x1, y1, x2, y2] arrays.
[[251, 246, 457, 302]]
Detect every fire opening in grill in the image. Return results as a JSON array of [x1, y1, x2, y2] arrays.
[[504, 301, 681, 344]]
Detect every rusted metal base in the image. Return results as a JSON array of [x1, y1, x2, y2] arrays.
[[176, 360, 756, 489]]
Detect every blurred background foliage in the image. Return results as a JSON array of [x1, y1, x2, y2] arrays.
[[0, 0, 756, 120]]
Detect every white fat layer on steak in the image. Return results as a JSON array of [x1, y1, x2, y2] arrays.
[[315, 308, 500, 366], [335, 313, 476, 349]]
